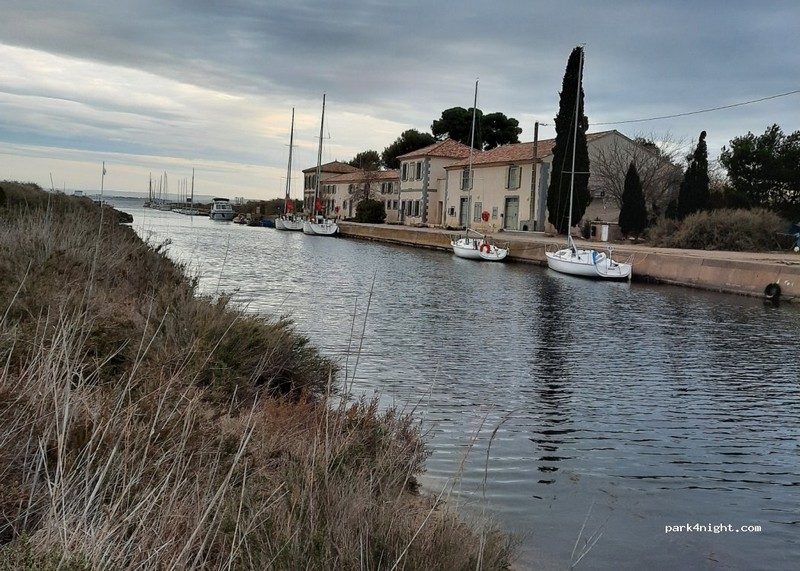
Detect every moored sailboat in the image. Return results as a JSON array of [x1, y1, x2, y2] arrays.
[[450, 80, 508, 261], [275, 108, 304, 231], [303, 94, 339, 236], [545, 47, 632, 280], [545, 46, 631, 280]]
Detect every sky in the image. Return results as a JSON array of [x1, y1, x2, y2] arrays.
[[0, 0, 797, 199]]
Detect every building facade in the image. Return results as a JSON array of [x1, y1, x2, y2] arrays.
[[442, 130, 676, 232], [302, 161, 359, 213], [394, 139, 472, 225]]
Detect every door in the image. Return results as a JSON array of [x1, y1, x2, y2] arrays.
[[504, 197, 519, 230], [459, 197, 469, 227]]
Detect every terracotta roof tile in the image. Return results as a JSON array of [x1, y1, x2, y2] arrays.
[[396, 138, 473, 160], [324, 169, 400, 184], [302, 160, 359, 174], [444, 131, 614, 169]]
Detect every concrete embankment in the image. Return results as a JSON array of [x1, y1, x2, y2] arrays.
[[338, 222, 800, 302]]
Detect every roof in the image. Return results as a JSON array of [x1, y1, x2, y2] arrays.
[[444, 131, 615, 169], [324, 169, 400, 184], [396, 138, 473, 161], [301, 160, 359, 174]]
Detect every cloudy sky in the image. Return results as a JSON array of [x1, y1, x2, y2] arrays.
[[0, 0, 797, 199]]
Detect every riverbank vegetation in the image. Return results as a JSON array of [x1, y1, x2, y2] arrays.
[[0, 182, 513, 569]]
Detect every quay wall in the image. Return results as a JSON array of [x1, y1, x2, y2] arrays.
[[338, 222, 800, 302]]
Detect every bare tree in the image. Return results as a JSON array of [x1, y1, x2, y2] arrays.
[[349, 169, 381, 203], [591, 132, 685, 216]]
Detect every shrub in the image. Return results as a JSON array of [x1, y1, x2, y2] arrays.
[[0, 182, 514, 570], [648, 208, 786, 251], [354, 198, 386, 223]]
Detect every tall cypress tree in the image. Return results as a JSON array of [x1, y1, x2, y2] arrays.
[[677, 130, 710, 219], [618, 162, 647, 237], [547, 46, 591, 234]]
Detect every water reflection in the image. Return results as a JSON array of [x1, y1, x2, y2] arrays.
[[122, 203, 800, 570]]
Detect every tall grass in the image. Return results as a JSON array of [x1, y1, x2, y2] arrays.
[[0, 182, 513, 569]]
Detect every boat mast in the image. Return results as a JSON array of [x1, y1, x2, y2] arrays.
[[466, 79, 478, 231], [314, 94, 326, 217], [567, 46, 584, 249], [285, 107, 295, 213], [190, 168, 194, 209]]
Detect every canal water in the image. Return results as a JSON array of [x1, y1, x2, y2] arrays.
[[125, 203, 799, 570]]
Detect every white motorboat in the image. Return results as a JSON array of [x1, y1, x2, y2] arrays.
[[545, 46, 631, 281], [209, 197, 235, 221], [449, 80, 508, 262]]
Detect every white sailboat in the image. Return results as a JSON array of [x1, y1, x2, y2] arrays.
[[275, 108, 304, 231], [450, 80, 508, 261], [303, 94, 339, 236], [545, 47, 631, 280]]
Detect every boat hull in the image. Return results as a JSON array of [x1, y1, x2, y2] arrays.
[[277, 219, 304, 231], [451, 237, 508, 261], [210, 211, 235, 221], [546, 248, 631, 280], [302, 220, 339, 236]]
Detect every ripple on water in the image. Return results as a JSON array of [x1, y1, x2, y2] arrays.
[[125, 204, 800, 570]]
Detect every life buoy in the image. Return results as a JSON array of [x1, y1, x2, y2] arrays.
[[480, 243, 492, 254]]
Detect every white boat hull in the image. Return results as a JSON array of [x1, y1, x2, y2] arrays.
[[278, 218, 304, 231], [303, 220, 339, 236], [546, 248, 631, 280], [451, 237, 508, 262], [210, 211, 234, 221]]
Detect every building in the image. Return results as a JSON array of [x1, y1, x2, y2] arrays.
[[441, 130, 678, 232], [319, 169, 400, 218], [394, 139, 472, 225], [302, 161, 359, 212]]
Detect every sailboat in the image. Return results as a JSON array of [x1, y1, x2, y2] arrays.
[[276, 108, 304, 231], [545, 46, 631, 280], [303, 94, 339, 236], [450, 80, 508, 261]]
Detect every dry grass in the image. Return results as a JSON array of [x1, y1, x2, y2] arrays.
[[0, 182, 513, 569], [647, 208, 787, 251]]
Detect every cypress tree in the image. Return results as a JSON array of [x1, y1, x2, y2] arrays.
[[677, 130, 710, 219], [547, 46, 591, 234], [618, 162, 647, 237]]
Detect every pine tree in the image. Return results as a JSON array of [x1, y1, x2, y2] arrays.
[[618, 162, 647, 237], [547, 46, 591, 234], [677, 131, 710, 219]]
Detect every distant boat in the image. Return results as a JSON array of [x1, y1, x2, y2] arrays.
[[450, 80, 508, 261], [209, 197, 235, 221], [276, 108, 304, 231], [303, 94, 339, 237], [544, 47, 631, 280]]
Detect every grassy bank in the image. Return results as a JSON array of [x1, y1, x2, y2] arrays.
[[0, 182, 513, 569]]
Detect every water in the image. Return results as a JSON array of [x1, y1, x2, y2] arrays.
[[124, 203, 800, 570]]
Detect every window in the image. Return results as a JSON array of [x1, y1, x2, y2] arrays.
[[348, 184, 355, 194], [460, 168, 471, 190], [415, 161, 422, 180], [448, 206, 456, 217], [473, 201, 482, 222], [401, 163, 407, 181], [507, 165, 521, 189], [492, 207, 498, 219]]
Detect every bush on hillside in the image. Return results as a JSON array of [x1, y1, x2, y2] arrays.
[[647, 208, 786, 251], [354, 198, 386, 223]]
